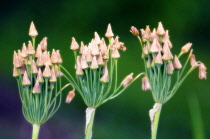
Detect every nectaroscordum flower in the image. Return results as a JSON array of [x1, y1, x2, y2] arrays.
[[130, 22, 206, 139], [13, 22, 72, 139], [61, 24, 144, 139]]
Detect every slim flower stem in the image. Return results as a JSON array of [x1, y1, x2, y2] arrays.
[[32, 124, 40, 139], [151, 106, 162, 139], [85, 108, 96, 139]]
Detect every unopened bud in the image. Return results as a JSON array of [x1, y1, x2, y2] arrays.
[[142, 76, 151, 91], [173, 55, 182, 69], [43, 65, 51, 78], [40, 37, 48, 51], [13, 66, 19, 77], [112, 48, 120, 59], [121, 73, 133, 87], [56, 50, 63, 64], [49, 68, 57, 83], [65, 90, 75, 103], [100, 65, 109, 83], [130, 26, 139, 36], [97, 52, 104, 66], [51, 49, 58, 64], [33, 80, 41, 94], [105, 24, 114, 38], [70, 37, 79, 50], [155, 51, 163, 65], [181, 43, 192, 54], [21, 43, 28, 58], [32, 60, 38, 74], [157, 22, 165, 36], [150, 38, 159, 53], [22, 71, 31, 86], [90, 56, 99, 69], [27, 41, 35, 55], [76, 56, 84, 76], [37, 68, 44, 83], [190, 54, 198, 67], [29, 21, 38, 37], [167, 61, 174, 75]]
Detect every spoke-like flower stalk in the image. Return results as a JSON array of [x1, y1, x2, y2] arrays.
[[13, 22, 72, 139], [130, 22, 207, 139], [62, 24, 144, 139]]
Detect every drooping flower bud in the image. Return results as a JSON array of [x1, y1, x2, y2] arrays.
[[167, 61, 174, 75], [29, 21, 38, 37], [157, 22, 165, 36], [40, 37, 48, 51], [190, 54, 198, 67], [70, 37, 79, 50], [130, 26, 139, 36], [43, 65, 51, 78], [105, 24, 114, 38], [65, 90, 75, 103], [121, 73, 133, 87], [181, 43, 192, 54], [22, 71, 31, 86], [90, 56, 99, 69], [199, 63, 207, 79], [33, 79, 41, 94], [142, 76, 151, 91], [173, 55, 182, 69]]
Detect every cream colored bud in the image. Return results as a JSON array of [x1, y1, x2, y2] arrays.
[[105, 24, 114, 38], [142, 76, 151, 91], [27, 41, 35, 55], [173, 55, 182, 69], [199, 63, 207, 79], [22, 71, 31, 86], [162, 47, 173, 61], [43, 65, 51, 78], [70, 37, 79, 50], [21, 43, 28, 58], [51, 49, 58, 64], [49, 68, 57, 83], [40, 37, 48, 51], [36, 53, 43, 67], [150, 38, 159, 53], [143, 26, 151, 39], [86, 49, 93, 63], [151, 28, 157, 40], [65, 90, 75, 103], [103, 49, 109, 60], [81, 57, 89, 69], [94, 32, 101, 44], [29, 21, 38, 37], [100, 67, 109, 83], [79, 41, 85, 54], [130, 26, 139, 36], [13, 66, 19, 77], [91, 42, 100, 55], [181, 43, 192, 53], [44, 52, 52, 66], [97, 52, 104, 66], [35, 44, 42, 57], [99, 38, 107, 53], [112, 48, 120, 59], [121, 73, 133, 87], [167, 61, 174, 75], [33, 79, 41, 94], [157, 22, 165, 36], [56, 50, 63, 64], [76, 56, 84, 76], [90, 56, 99, 69]]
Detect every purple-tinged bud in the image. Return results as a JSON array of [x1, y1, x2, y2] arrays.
[[155, 51, 163, 65], [49, 68, 57, 83], [150, 38, 159, 53], [105, 24, 114, 38], [37, 68, 44, 83], [121, 73, 133, 88], [97, 52, 104, 66], [76, 56, 84, 76], [173, 55, 182, 69], [130, 26, 139, 36], [112, 48, 120, 59], [21, 43, 28, 58], [43, 65, 51, 78], [142, 76, 151, 91], [190, 54, 198, 67], [79, 41, 85, 54], [27, 41, 35, 55], [32, 60, 38, 74], [22, 71, 31, 86], [70, 37, 79, 50], [33, 79, 41, 94], [13, 66, 19, 77], [167, 61, 174, 75], [65, 90, 75, 103], [35, 44, 42, 57], [199, 63, 207, 79], [157, 22, 165, 36], [51, 49, 58, 64], [29, 21, 38, 37]]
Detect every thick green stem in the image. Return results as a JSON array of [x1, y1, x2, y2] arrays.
[[32, 124, 40, 139], [85, 108, 96, 139], [151, 105, 162, 139]]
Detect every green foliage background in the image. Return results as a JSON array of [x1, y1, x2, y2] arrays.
[[0, 0, 209, 138]]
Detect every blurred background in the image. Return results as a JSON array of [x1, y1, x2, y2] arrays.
[[0, 0, 209, 138]]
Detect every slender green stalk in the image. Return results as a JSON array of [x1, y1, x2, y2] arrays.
[[85, 108, 96, 139], [32, 124, 40, 139], [151, 106, 162, 139]]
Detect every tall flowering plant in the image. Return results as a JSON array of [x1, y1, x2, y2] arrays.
[[61, 24, 144, 139], [130, 22, 207, 139], [13, 22, 71, 139]]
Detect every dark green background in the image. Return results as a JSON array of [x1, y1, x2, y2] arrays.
[[1, 0, 209, 139]]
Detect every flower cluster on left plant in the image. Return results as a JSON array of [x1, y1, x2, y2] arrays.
[[13, 22, 71, 139]]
